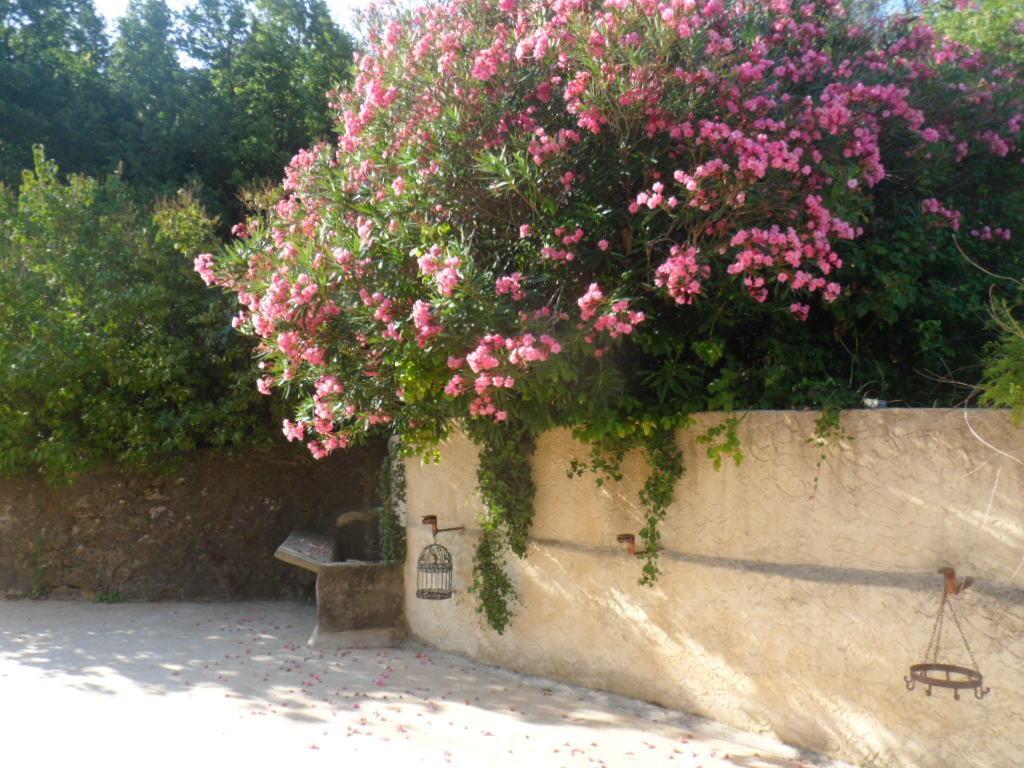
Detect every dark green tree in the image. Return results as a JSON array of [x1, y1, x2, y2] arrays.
[[109, 0, 190, 187], [181, 0, 249, 70], [0, 0, 124, 184], [1, 0, 356, 220], [183, 0, 355, 201]]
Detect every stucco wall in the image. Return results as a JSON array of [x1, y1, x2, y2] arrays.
[[403, 410, 1024, 768]]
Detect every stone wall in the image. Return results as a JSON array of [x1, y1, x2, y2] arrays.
[[0, 443, 384, 600], [403, 410, 1024, 768]]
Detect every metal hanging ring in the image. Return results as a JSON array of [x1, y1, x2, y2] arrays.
[[905, 570, 989, 700]]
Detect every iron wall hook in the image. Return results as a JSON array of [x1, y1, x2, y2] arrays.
[[422, 515, 464, 538], [616, 533, 649, 557], [939, 567, 973, 596]]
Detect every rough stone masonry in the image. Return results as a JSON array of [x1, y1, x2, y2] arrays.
[[0, 442, 384, 600]]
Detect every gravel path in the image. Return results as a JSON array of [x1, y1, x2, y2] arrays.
[[0, 601, 850, 767]]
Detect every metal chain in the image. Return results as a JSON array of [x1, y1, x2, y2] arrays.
[[924, 591, 947, 663], [946, 596, 983, 673]]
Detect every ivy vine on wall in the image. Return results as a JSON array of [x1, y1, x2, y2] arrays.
[[377, 440, 407, 564]]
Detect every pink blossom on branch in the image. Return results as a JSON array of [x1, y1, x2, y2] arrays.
[[495, 272, 525, 300], [655, 246, 707, 305], [412, 300, 444, 347], [194, 253, 217, 286], [197, 0, 1023, 459]]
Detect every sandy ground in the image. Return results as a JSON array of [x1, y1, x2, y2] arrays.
[[0, 601, 850, 767]]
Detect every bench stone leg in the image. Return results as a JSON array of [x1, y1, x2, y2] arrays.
[[308, 563, 405, 649]]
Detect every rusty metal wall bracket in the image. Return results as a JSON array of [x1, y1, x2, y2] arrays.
[[939, 566, 973, 596], [616, 533, 649, 557], [422, 515, 464, 537]]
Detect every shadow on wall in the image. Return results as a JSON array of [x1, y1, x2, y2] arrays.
[[533, 536, 1024, 605], [515, 537, 1016, 765], [403, 411, 1024, 768]]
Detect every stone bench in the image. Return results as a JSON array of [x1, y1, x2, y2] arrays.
[[275, 528, 404, 649]]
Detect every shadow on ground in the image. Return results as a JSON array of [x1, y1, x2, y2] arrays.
[[0, 600, 848, 767]]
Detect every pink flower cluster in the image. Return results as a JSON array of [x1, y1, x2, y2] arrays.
[[283, 144, 326, 193], [437, 332, 563, 421], [307, 433, 349, 459], [495, 272, 525, 300], [282, 419, 305, 442], [921, 198, 963, 231], [577, 283, 605, 321], [412, 300, 444, 347], [444, 374, 466, 396], [507, 333, 561, 365], [467, 335, 503, 373], [196, 0, 1023, 460], [575, 284, 645, 353], [970, 225, 1012, 241], [417, 245, 462, 296], [194, 253, 217, 286], [655, 246, 708, 305], [590, 301, 644, 339]]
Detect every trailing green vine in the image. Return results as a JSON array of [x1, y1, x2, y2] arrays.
[[696, 415, 745, 470], [466, 421, 535, 633], [471, 528, 518, 634], [808, 409, 851, 499], [636, 429, 685, 585], [470, 423, 536, 557], [567, 417, 746, 586], [567, 424, 683, 586], [982, 291, 1024, 425], [377, 441, 407, 563], [466, 415, 684, 627]]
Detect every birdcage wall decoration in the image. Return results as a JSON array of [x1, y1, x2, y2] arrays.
[[416, 542, 454, 599], [415, 515, 463, 601], [904, 567, 990, 701]]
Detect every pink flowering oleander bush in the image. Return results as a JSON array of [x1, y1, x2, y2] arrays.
[[203, 0, 1024, 630]]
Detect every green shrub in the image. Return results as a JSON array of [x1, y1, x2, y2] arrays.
[[982, 294, 1024, 424], [0, 148, 273, 478]]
